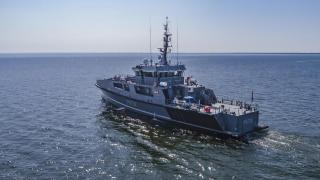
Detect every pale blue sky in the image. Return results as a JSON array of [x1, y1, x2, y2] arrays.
[[0, 0, 320, 53]]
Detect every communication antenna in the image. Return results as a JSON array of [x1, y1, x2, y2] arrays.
[[149, 17, 152, 61], [176, 22, 179, 64]]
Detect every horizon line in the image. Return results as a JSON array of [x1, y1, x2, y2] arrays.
[[1, 52, 320, 55]]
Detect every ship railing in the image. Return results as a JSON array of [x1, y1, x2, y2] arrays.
[[217, 98, 259, 112], [170, 98, 259, 115], [112, 74, 135, 83], [170, 100, 227, 115]]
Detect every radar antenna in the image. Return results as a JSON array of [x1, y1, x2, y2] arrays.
[[158, 17, 172, 65]]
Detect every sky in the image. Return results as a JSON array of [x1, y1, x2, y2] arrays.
[[0, 0, 320, 53]]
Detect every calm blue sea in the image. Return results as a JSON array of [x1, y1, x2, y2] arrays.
[[0, 53, 319, 179]]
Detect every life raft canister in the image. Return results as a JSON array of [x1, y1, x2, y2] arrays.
[[204, 106, 211, 113]]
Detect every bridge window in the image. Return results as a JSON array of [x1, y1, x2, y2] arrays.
[[158, 71, 181, 77], [159, 72, 168, 77], [168, 72, 174, 77], [143, 71, 153, 77], [174, 71, 183, 76]]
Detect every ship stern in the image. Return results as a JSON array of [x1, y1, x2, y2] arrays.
[[215, 111, 263, 137]]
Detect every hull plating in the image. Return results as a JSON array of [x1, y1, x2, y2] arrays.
[[98, 87, 244, 137]]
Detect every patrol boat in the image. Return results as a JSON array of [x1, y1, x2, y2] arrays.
[[96, 17, 268, 138]]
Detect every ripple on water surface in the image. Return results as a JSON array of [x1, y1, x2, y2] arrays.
[[0, 54, 319, 179]]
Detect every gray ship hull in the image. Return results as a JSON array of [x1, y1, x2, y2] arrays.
[[98, 86, 263, 138]]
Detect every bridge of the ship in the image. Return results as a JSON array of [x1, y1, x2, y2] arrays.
[[131, 63, 186, 86]]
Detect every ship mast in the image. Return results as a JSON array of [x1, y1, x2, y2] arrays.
[[159, 17, 172, 65]]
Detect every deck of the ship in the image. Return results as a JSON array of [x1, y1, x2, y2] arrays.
[[209, 103, 255, 116]]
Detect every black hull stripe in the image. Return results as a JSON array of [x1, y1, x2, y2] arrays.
[[165, 107, 223, 131]]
